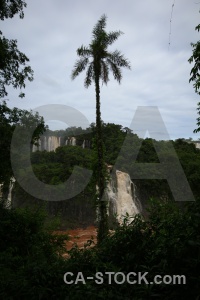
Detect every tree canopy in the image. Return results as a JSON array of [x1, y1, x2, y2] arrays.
[[0, 0, 27, 20], [0, 0, 33, 98], [71, 14, 131, 87], [189, 23, 200, 133], [0, 101, 46, 194]]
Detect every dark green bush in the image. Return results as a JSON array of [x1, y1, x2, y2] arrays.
[[1, 198, 200, 299]]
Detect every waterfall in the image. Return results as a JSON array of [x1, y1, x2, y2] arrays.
[[44, 136, 47, 151], [71, 137, 76, 146], [53, 136, 60, 150], [32, 143, 38, 152], [32, 136, 61, 152], [0, 177, 15, 209], [65, 137, 76, 146], [107, 170, 141, 224], [32, 136, 80, 152], [82, 140, 91, 149], [6, 178, 15, 209]]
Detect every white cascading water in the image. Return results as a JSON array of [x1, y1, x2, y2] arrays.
[[65, 137, 76, 146], [47, 136, 60, 151], [6, 177, 15, 209], [0, 177, 15, 209], [32, 136, 81, 152], [107, 170, 141, 224], [70, 137, 76, 146], [33, 136, 61, 152]]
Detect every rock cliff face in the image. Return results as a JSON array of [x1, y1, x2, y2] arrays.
[[107, 169, 142, 225], [10, 169, 142, 228], [12, 136, 143, 226]]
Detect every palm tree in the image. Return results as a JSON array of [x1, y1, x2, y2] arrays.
[[71, 14, 131, 244]]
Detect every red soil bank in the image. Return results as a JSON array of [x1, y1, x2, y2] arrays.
[[54, 226, 97, 251]]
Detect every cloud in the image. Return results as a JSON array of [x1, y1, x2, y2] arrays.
[[1, 0, 200, 140]]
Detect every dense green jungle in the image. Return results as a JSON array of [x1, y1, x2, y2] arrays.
[[1, 114, 200, 299], [8, 122, 200, 226]]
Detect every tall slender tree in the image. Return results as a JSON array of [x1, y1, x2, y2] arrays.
[[71, 14, 131, 244]]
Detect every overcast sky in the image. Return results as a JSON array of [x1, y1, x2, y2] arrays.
[[1, 0, 200, 140]]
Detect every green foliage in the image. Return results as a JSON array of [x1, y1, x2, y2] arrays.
[[193, 101, 200, 133], [173, 139, 200, 199], [189, 24, 200, 95], [19, 125, 200, 213], [12, 144, 96, 228], [114, 135, 200, 203], [102, 123, 126, 164], [62, 199, 200, 299], [0, 201, 69, 299], [0, 101, 13, 183], [0, 33, 34, 98], [0, 101, 46, 196], [71, 14, 131, 87], [31, 145, 93, 183], [189, 22, 200, 133], [0, 0, 27, 20], [0, 0, 33, 98], [1, 193, 200, 299]]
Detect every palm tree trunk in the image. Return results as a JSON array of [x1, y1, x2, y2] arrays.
[[94, 66, 108, 245]]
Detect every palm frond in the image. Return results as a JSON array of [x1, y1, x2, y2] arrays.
[[71, 15, 131, 87], [106, 31, 123, 46], [100, 61, 109, 85], [107, 59, 122, 83], [107, 50, 131, 69], [71, 57, 89, 80], [84, 63, 94, 88], [77, 45, 92, 57], [92, 14, 107, 38]]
